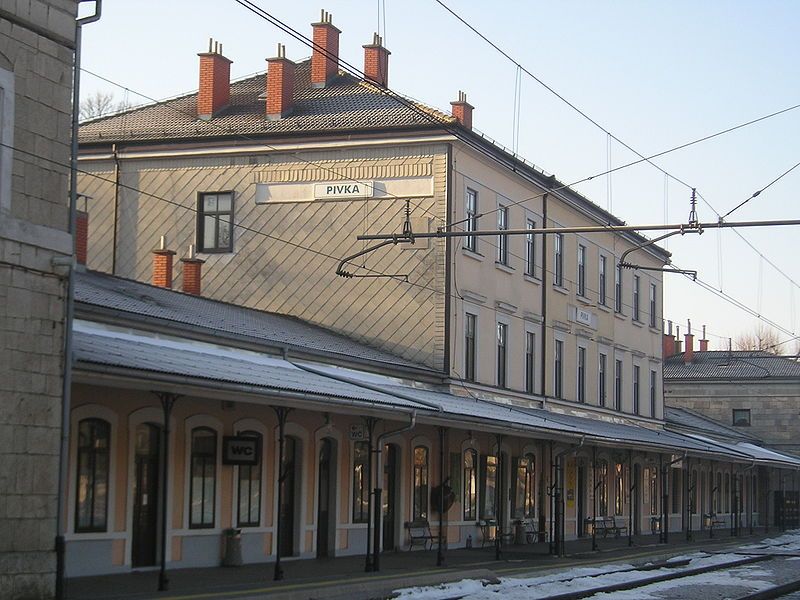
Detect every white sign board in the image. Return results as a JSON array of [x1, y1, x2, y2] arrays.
[[222, 436, 260, 465], [576, 308, 593, 326], [314, 181, 373, 199], [349, 424, 367, 441]]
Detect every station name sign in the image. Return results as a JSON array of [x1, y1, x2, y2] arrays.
[[222, 436, 261, 466], [314, 181, 373, 199]]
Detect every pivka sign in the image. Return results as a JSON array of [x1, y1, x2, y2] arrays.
[[314, 181, 374, 199]]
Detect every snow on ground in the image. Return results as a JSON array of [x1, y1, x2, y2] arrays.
[[393, 530, 800, 600]]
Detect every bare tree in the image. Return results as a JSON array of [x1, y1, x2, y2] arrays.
[[733, 324, 782, 353], [80, 91, 130, 121]]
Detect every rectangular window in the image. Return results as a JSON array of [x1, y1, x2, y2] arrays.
[[650, 370, 657, 417], [198, 192, 234, 253], [599, 353, 607, 407], [237, 431, 262, 527], [633, 275, 641, 321], [554, 339, 563, 399], [465, 313, 476, 382], [633, 365, 640, 414], [671, 468, 681, 514], [615, 463, 624, 516], [481, 455, 498, 518], [497, 322, 508, 388], [733, 408, 751, 427], [577, 346, 586, 403], [598, 462, 608, 515], [413, 446, 429, 520], [525, 218, 536, 277], [649, 283, 657, 328], [554, 233, 564, 287], [649, 468, 658, 515], [577, 244, 586, 297], [463, 449, 477, 521], [76, 419, 110, 532], [615, 263, 623, 313], [599, 255, 607, 306], [614, 359, 622, 411], [497, 205, 508, 265], [465, 189, 478, 252], [190, 427, 217, 528], [525, 331, 535, 393], [352, 441, 369, 522], [513, 455, 536, 519]]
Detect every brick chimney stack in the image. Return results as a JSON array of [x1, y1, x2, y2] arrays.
[[266, 43, 295, 120], [699, 324, 709, 351], [684, 320, 694, 364], [311, 10, 340, 88], [363, 32, 390, 87], [75, 210, 88, 266], [662, 320, 675, 358], [180, 244, 205, 296], [197, 38, 232, 120], [451, 91, 474, 130], [152, 236, 176, 289]]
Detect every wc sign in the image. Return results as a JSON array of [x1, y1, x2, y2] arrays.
[[222, 436, 261, 466]]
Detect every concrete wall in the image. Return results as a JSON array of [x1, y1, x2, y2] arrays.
[[0, 2, 76, 598]]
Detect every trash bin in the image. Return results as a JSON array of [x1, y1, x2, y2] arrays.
[[514, 520, 525, 545], [223, 528, 242, 567]]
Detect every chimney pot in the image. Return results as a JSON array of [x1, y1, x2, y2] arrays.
[[181, 247, 205, 296], [152, 243, 176, 289], [75, 210, 89, 266], [451, 90, 474, 130], [197, 39, 233, 120], [363, 32, 390, 88], [266, 44, 296, 120], [311, 12, 341, 87], [684, 332, 695, 364]]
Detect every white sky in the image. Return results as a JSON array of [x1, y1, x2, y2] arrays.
[[78, 1, 800, 350]]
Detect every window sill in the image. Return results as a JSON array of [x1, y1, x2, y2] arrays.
[[632, 319, 644, 328], [649, 325, 660, 334], [462, 248, 484, 262], [614, 311, 626, 320], [523, 274, 541, 286], [577, 295, 593, 306], [552, 285, 569, 296], [495, 262, 514, 274], [597, 303, 612, 313]]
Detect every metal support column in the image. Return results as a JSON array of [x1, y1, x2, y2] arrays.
[[495, 434, 504, 561], [272, 406, 292, 581], [592, 447, 598, 551], [363, 417, 379, 572], [628, 450, 634, 547], [437, 427, 447, 567], [156, 392, 179, 591], [685, 457, 693, 542]]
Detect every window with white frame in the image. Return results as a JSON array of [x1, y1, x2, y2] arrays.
[[525, 331, 535, 393], [413, 446, 429, 520], [497, 322, 508, 388], [577, 244, 586, 297], [352, 441, 369, 522], [465, 188, 478, 252], [513, 454, 536, 519], [615, 263, 623, 313], [189, 427, 217, 528], [554, 233, 564, 287], [497, 205, 508, 265], [649, 282, 657, 328], [465, 312, 477, 382], [599, 352, 607, 407], [633, 364, 640, 414], [481, 454, 498, 518], [198, 192, 234, 253], [237, 430, 262, 527], [463, 448, 478, 521], [615, 462, 625, 516], [75, 418, 110, 532], [554, 339, 563, 399], [599, 255, 607, 306], [577, 346, 586, 403], [650, 369, 657, 417], [525, 218, 536, 277], [614, 359, 622, 410], [0, 67, 14, 213], [633, 275, 641, 321]]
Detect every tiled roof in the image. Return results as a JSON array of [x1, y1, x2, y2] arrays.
[[664, 406, 759, 442], [78, 60, 451, 143], [663, 351, 800, 380], [74, 269, 433, 373]]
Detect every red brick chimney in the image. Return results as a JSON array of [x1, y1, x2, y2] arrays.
[[451, 91, 474, 130], [180, 245, 205, 296], [363, 33, 389, 87], [197, 39, 232, 120], [684, 320, 694, 364], [75, 210, 88, 266], [266, 43, 295, 120], [152, 236, 176, 289], [699, 325, 709, 351], [311, 10, 340, 88]]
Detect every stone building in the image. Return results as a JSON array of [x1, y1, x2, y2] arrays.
[[0, 1, 77, 598]]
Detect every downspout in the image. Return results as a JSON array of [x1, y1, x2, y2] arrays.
[[372, 410, 417, 571], [443, 143, 452, 378], [111, 142, 120, 274], [540, 192, 548, 406], [552, 436, 585, 556], [56, 4, 102, 599]]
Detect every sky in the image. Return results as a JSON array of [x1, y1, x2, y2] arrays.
[[78, 0, 800, 352]]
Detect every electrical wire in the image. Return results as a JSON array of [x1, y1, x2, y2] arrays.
[[722, 158, 800, 220]]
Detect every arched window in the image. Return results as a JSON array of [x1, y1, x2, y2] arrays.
[[614, 463, 624, 516], [352, 441, 369, 523], [691, 469, 698, 513], [190, 427, 217, 528], [514, 454, 536, 519], [413, 446, 429, 521], [463, 449, 477, 521], [481, 454, 498, 518], [598, 461, 609, 515], [237, 430, 262, 527], [649, 467, 658, 515], [714, 472, 722, 513], [724, 472, 731, 513], [75, 418, 110, 532]]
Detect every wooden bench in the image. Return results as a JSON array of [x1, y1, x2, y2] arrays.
[[404, 519, 435, 550]]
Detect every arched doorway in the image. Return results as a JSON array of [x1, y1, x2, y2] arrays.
[[316, 438, 337, 558], [132, 423, 160, 567]]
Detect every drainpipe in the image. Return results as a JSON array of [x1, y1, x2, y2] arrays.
[[111, 142, 120, 274], [371, 411, 416, 571], [628, 449, 633, 547], [552, 436, 585, 556], [56, 4, 102, 599], [540, 192, 548, 406]]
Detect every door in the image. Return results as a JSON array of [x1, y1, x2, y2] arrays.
[[577, 463, 586, 536], [382, 444, 398, 551], [316, 438, 333, 558], [132, 423, 160, 567], [279, 436, 297, 557]]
